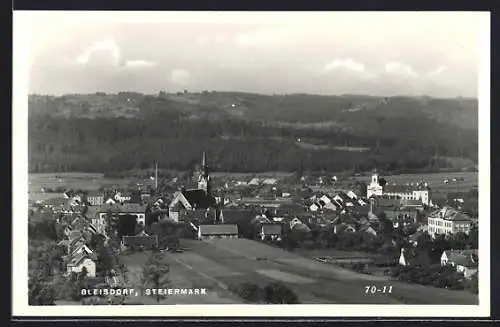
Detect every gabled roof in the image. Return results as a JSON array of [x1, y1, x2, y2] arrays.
[[97, 203, 147, 214], [198, 224, 238, 235], [400, 199, 423, 207], [220, 209, 255, 224], [86, 191, 104, 197], [122, 235, 158, 247], [261, 224, 282, 235], [68, 253, 94, 267], [444, 250, 478, 268], [182, 189, 216, 209], [43, 197, 67, 206], [376, 198, 400, 208]]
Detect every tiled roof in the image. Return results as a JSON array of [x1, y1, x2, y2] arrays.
[[261, 224, 282, 235], [68, 253, 93, 266], [220, 209, 255, 224], [444, 250, 478, 268], [400, 199, 423, 207], [43, 197, 67, 206], [86, 191, 104, 197], [97, 203, 147, 213], [376, 198, 400, 208], [198, 224, 238, 235], [182, 189, 216, 209], [122, 235, 158, 247]]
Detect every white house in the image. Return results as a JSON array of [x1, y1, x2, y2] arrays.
[[441, 250, 478, 279], [427, 207, 472, 238], [260, 224, 282, 241], [66, 254, 97, 277], [197, 224, 239, 240], [309, 203, 321, 212]]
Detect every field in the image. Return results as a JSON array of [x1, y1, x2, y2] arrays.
[[155, 238, 478, 305], [351, 171, 478, 193], [28, 173, 155, 202], [119, 251, 242, 304]]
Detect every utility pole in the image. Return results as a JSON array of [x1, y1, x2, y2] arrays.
[[155, 160, 158, 190]]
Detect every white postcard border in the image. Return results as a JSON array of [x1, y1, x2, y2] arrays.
[[12, 11, 491, 317]]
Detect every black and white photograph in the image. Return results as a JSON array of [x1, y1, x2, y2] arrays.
[[13, 11, 490, 317]]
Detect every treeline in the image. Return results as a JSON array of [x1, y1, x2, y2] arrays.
[[28, 113, 477, 174]]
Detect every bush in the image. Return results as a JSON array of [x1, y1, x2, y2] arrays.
[[264, 282, 300, 304], [229, 283, 265, 303]]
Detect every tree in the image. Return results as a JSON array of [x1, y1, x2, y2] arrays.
[[264, 282, 299, 304], [229, 283, 265, 303], [141, 252, 170, 303], [450, 232, 469, 250], [28, 276, 55, 305]]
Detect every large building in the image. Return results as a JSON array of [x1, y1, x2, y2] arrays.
[[367, 171, 431, 206], [427, 206, 472, 237], [169, 152, 220, 222]]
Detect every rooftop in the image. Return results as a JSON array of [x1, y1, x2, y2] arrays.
[[198, 224, 239, 235]]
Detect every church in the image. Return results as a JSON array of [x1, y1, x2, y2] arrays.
[[168, 152, 222, 222], [366, 170, 431, 206]]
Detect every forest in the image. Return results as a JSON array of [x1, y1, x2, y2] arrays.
[[28, 92, 478, 174]]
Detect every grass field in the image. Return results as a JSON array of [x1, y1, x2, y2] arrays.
[[165, 238, 478, 305], [351, 171, 477, 193], [119, 251, 241, 304], [28, 173, 155, 202]]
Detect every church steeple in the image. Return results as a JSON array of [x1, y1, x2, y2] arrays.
[[198, 151, 211, 195], [202, 151, 208, 177]]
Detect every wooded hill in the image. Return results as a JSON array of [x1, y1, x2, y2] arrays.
[[28, 92, 478, 174]]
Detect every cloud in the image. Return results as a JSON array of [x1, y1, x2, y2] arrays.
[[124, 60, 157, 68], [384, 61, 419, 78], [428, 65, 446, 77], [324, 58, 365, 73], [234, 28, 289, 47], [75, 38, 121, 66], [169, 69, 191, 86]]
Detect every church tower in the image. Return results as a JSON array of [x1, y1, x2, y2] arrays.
[[198, 151, 211, 195]]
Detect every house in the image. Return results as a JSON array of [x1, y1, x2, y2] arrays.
[[251, 215, 272, 225], [262, 178, 278, 185], [260, 224, 282, 241], [408, 231, 424, 247], [121, 232, 158, 250], [114, 191, 132, 203], [309, 203, 321, 212], [427, 206, 472, 237], [441, 249, 478, 279], [66, 254, 97, 277], [334, 223, 356, 234], [96, 203, 147, 229], [399, 248, 411, 266], [105, 197, 117, 205], [346, 191, 358, 200], [361, 225, 377, 236], [218, 209, 255, 225], [86, 191, 105, 206], [197, 224, 239, 240], [169, 189, 216, 218], [367, 172, 430, 205], [42, 197, 67, 209], [248, 178, 261, 186]]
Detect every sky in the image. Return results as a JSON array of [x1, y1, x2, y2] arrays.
[[19, 11, 486, 98]]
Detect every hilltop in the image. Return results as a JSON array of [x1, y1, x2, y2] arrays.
[[28, 92, 478, 174]]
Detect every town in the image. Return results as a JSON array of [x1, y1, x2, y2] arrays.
[[28, 151, 479, 305]]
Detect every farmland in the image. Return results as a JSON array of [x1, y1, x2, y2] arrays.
[[352, 171, 478, 193], [28, 172, 155, 202], [119, 251, 242, 304], [161, 238, 478, 305]]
